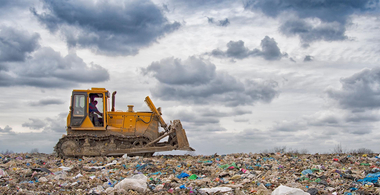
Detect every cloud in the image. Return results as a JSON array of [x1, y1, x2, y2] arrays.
[[22, 113, 67, 133], [0, 0, 34, 16], [0, 125, 15, 134], [305, 111, 340, 126], [326, 67, 380, 111], [1, 47, 110, 88], [345, 112, 379, 122], [31, 0, 181, 56], [208, 36, 286, 60], [0, 26, 40, 62], [22, 118, 47, 130], [0, 129, 63, 153], [245, 0, 377, 44], [142, 56, 216, 85], [244, 0, 374, 24], [30, 98, 65, 106], [169, 0, 236, 11], [280, 18, 347, 44], [302, 109, 375, 135], [271, 120, 308, 132], [304, 55, 313, 62], [142, 56, 279, 106], [207, 17, 230, 27]]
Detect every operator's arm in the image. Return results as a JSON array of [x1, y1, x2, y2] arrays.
[[95, 110, 103, 117]]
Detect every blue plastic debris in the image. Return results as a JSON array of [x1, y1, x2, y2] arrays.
[[358, 172, 380, 184], [177, 172, 190, 179], [179, 184, 186, 189], [301, 169, 313, 176], [136, 163, 148, 170], [149, 171, 161, 176]]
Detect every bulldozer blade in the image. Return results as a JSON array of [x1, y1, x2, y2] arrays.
[[172, 120, 195, 151]]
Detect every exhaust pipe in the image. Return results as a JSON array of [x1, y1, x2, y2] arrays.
[[112, 91, 117, 111]]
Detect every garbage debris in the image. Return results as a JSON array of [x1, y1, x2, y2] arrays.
[[0, 152, 380, 194], [272, 185, 309, 195], [199, 187, 233, 194], [113, 174, 148, 193]]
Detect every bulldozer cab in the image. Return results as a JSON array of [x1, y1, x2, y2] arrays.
[[69, 88, 109, 130]]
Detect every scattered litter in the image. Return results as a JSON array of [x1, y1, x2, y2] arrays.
[[0, 152, 379, 194], [199, 187, 232, 194], [113, 174, 147, 193], [272, 185, 309, 195]]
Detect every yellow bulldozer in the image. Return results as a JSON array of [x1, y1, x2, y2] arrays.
[[54, 88, 194, 158]]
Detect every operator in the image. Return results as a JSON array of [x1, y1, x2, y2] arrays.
[[89, 100, 103, 117], [89, 96, 103, 126]]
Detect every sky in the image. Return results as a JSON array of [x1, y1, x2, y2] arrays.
[[1, 0, 380, 155]]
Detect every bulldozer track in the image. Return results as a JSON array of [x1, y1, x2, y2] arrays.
[[54, 134, 153, 158]]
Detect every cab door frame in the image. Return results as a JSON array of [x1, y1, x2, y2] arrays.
[[70, 92, 88, 127]]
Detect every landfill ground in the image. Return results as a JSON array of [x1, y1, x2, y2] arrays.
[[1, 152, 380, 194]]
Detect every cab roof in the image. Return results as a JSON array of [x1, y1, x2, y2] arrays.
[[73, 87, 108, 94]]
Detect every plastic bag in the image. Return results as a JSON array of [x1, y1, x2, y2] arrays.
[[113, 174, 147, 193], [199, 187, 232, 194], [0, 168, 7, 178], [271, 185, 309, 195]]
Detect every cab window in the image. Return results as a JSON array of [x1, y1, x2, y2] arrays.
[[73, 95, 85, 116]]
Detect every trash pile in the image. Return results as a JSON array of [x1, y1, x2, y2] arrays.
[[1, 152, 380, 194]]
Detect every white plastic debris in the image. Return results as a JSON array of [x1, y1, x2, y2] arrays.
[[271, 185, 310, 195], [105, 160, 118, 167], [90, 185, 105, 194], [0, 168, 7, 178], [199, 187, 233, 194], [113, 174, 148, 193], [84, 165, 105, 169], [39, 177, 48, 182], [59, 166, 72, 171], [73, 173, 83, 179]]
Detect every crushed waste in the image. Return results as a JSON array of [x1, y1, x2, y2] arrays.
[[1, 152, 380, 194]]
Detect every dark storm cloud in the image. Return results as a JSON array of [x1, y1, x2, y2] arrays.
[[0, 125, 15, 134], [0, 0, 34, 16], [245, 0, 377, 44], [1, 47, 109, 88], [30, 98, 65, 106], [207, 17, 230, 27], [170, 0, 235, 10], [142, 57, 216, 85], [326, 67, 380, 111], [22, 113, 67, 132], [208, 36, 286, 61], [280, 18, 347, 44], [244, 0, 375, 24], [304, 55, 313, 62], [142, 56, 279, 106], [31, 0, 181, 56], [0, 26, 40, 62], [345, 112, 379, 122]]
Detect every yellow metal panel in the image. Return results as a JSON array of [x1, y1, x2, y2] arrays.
[[71, 127, 106, 131], [67, 112, 71, 127], [108, 114, 124, 128], [123, 115, 136, 133], [80, 116, 95, 128], [135, 115, 151, 133]]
